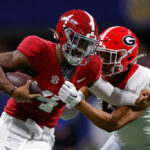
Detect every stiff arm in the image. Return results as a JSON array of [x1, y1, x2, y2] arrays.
[[61, 86, 148, 132]]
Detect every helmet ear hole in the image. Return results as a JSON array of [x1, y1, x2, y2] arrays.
[[127, 56, 133, 61], [59, 31, 63, 37]]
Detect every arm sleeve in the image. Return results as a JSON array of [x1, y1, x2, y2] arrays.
[[88, 76, 138, 106]]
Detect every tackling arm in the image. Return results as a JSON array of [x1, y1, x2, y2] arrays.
[[59, 81, 149, 131], [76, 99, 144, 132]]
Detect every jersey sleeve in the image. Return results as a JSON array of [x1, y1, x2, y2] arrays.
[[17, 35, 48, 72], [90, 54, 102, 82], [95, 57, 102, 80]]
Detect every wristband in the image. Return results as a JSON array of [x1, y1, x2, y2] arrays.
[[9, 86, 17, 96]]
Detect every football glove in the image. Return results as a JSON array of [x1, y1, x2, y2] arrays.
[[59, 81, 81, 107]]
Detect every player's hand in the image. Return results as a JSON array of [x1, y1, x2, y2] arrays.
[[59, 81, 81, 108], [135, 89, 150, 109], [12, 80, 41, 103]]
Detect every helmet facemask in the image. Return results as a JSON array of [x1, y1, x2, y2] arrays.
[[62, 28, 98, 66], [97, 47, 128, 76], [97, 43, 138, 76]]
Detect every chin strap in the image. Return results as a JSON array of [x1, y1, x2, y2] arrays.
[[131, 53, 147, 64]]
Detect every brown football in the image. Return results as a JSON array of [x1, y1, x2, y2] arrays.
[[6, 72, 42, 94]]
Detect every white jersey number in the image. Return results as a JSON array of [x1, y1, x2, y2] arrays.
[[37, 90, 59, 113]]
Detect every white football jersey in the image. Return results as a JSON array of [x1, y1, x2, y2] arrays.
[[116, 65, 150, 150]]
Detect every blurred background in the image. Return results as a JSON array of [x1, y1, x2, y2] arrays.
[[0, 0, 150, 149]]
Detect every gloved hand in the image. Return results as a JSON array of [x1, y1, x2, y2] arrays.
[[58, 81, 81, 107]]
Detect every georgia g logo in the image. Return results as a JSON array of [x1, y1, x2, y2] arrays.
[[123, 35, 135, 46]]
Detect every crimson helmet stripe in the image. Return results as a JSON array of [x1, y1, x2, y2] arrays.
[[99, 26, 119, 46], [84, 11, 95, 36]]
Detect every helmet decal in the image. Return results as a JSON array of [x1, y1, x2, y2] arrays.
[[61, 14, 74, 27], [123, 35, 136, 46], [84, 11, 95, 36]]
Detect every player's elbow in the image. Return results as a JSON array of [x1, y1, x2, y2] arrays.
[[96, 120, 120, 132], [98, 125, 116, 132], [107, 119, 130, 132], [103, 124, 119, 132], [106, 128, 115, 133]]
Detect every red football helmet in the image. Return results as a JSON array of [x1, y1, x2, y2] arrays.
[[97, 26, 139, 76], [56, 9, 98, 66]]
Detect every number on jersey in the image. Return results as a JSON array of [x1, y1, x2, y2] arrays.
[[37, 90, 59, 113]]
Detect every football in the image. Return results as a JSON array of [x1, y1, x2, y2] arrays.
[[6, 72, 42, 94]]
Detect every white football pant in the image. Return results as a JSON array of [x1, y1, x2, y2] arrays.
[[100, 132, 123, 150], [0, 112, 55, 150]]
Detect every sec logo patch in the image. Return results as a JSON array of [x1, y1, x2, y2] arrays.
[[51, 75, 59, 85]]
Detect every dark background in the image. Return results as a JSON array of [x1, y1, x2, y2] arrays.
[[0, 0, 150, 149], [0, 0, 150, 51]]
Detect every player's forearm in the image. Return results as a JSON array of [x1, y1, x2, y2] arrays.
[[0, 52, 19, 94], [75, 100, 120, 132], [110, 106, 143, 130], [76, 100, 143, 132], [0, 66, 14, 94], [0, 51, 32, 95]]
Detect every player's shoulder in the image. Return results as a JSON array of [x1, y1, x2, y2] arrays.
[[22, 35, 48, 45], [125, 64, 150, 93], [128, 64, 150, 79], [23, 35, 40, 40], [138, 65, 150, 72], [22, 35, 42, 42], [132, 64, 150, 78], [23, 35, 55, 45], [19, 35, 56, 50]]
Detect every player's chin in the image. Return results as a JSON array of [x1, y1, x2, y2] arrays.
[[102, 65, 113, 72]]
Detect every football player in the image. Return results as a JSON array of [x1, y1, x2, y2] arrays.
[[59, 26, 150, 150], [0, 9, 101, 150], [0, 9, 148, 149], [98, 26, 150, 150]]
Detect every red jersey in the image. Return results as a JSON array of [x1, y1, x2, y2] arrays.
[[4, 35, 102, 128]]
